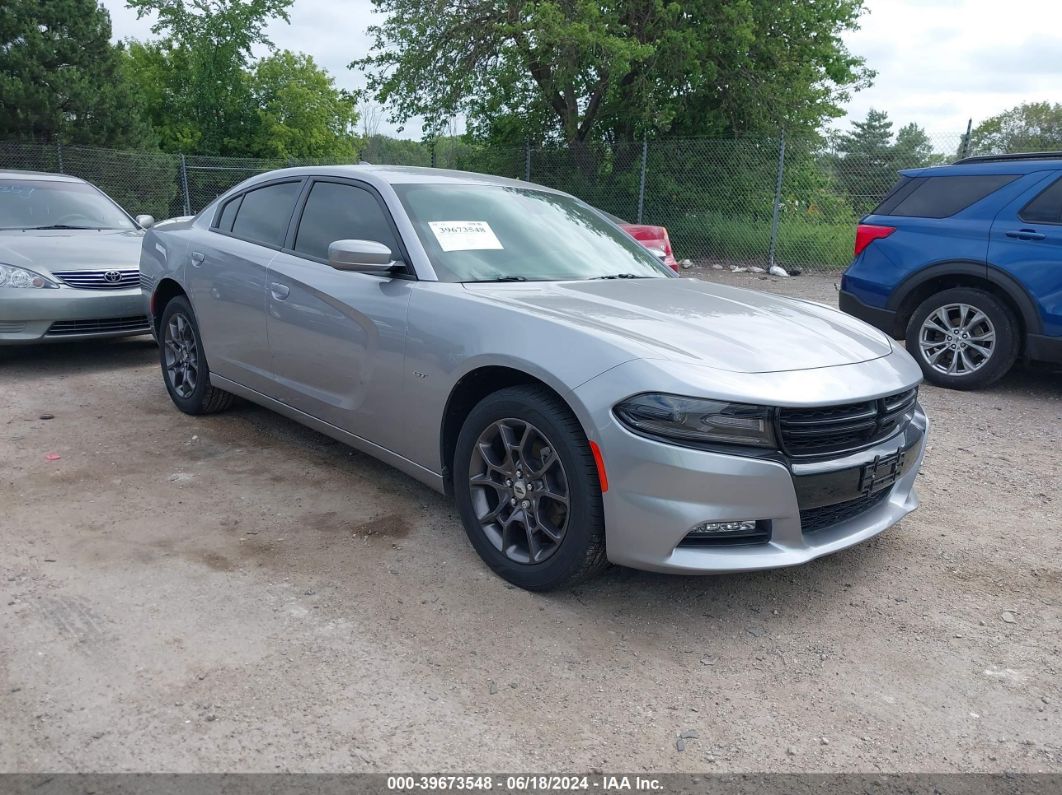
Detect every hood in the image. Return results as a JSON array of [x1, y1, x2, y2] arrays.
[[0, 229, 144, 273], [464, 277, 893, 374]]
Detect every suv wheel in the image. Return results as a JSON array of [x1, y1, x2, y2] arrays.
[[453, 385, 608, 591], [906, 287, 1019, 390], [159, 296, 235, 414]]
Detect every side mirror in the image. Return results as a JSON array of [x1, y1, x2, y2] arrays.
[[327, 239, 398, 273], [136, 214, 156, 229]]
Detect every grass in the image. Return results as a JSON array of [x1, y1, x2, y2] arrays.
[[664, 212, 857, 271]]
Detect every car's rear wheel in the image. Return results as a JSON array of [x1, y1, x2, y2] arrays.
[[453, 385, 607, 591], [906, 287, 1019, 390], [159, 296, 235, 414]]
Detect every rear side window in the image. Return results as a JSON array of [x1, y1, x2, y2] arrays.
[[1020, 177, 1062, 224], [873, 174, 1017, 218], [216, 195, 242, 232], [293, 181, 400, 260], [230, 181, 301, 247]]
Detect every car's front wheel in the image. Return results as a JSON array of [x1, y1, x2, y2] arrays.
[[906, 287, 1019, 390], [159, 296, 235, 415], [453, 385, 608, 591]]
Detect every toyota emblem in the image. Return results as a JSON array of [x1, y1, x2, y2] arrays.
[[103, 270, 122, 283]]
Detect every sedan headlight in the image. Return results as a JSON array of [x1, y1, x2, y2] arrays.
[[0, 263, 59, 289], [615, 393, 777, 448]]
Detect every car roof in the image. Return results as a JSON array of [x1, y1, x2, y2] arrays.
[[901, 158, 1062, 178], [0, 169, 87, 183], [238, 164, 566, 194]]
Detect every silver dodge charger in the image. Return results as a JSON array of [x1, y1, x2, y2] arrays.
[[0, 170, 155, 344], [141, 165, 928, 590]]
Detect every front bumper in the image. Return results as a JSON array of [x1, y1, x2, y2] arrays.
[[0, 287, 150, 344], [592, 405, 928, 574]]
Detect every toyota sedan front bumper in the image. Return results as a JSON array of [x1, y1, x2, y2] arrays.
[[0, 286, 150, 344]]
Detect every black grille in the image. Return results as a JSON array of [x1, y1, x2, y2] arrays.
[[800, 488, 891, 534], [779, 388, 918, 457], [46, 316, 151, 336]]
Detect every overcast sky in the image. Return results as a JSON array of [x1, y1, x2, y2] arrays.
[[100, 0, 1062, 143]]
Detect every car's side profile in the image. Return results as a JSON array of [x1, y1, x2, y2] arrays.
[[143, 165, 927, 590], [840, 153, 1062, 389]]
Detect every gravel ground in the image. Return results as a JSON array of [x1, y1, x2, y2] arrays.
[[1, 270, 1059, 773]]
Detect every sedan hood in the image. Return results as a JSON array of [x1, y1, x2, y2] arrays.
[[464, 278, 893, 373], [0, 229, 144, 273]]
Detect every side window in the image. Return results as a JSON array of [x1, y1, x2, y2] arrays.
[[1019, 177, 1062, 224], [216, 194, 242, 232], [229, 181, 301, 247], [293, 181, 400, 261], [875, 174, 1018, 218]]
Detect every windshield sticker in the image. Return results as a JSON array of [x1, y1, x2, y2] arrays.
[[428, 221, 503, 252]]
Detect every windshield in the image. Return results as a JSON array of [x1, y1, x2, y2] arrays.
[[394, 184, 672, 282], [0, 179, 136, 231]]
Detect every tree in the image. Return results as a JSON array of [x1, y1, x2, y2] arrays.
[[355, 0, 872, 146], [249, 51, 359, 160], [834, 109, 899, 212], [0, 0, 154, 147], [892, 123, 934, 168], [969, 102, 1062, 155], [127, 0, 293, 155]]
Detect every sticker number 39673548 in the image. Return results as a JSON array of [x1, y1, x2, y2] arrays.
[[428, 221, 504, 252]]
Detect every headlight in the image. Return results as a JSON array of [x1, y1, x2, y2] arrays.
[[0, 263, 59, 289], [614, 393, 777, 448]]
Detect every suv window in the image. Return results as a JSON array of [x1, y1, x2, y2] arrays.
[[293, 181, 400, 261], [1019, 177, 1062, 224], [874, 174, 1018, 218], [229, 181, 301, 247]]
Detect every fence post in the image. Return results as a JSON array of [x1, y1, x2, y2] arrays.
[[637, 137, 649, 224], [960, 118, 973, 159], [524, 140, 531, 182], [768, 131, 786, 269], [56, 141, 64, 174], [430, 139, 437, 168], [179, 154, 192, 216]]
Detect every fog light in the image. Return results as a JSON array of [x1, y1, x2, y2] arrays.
[[688, 520, 759, 536]]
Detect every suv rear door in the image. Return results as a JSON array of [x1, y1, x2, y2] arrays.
[[988, 172, 1062, 339]]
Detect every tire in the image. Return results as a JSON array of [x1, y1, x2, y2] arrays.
[[158, 296, 235, 415], [453, 385, 608, 591], [905, 287, 1019, 390]]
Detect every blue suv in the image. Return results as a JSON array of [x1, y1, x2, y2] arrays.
[[840, 153, 1062, 389]]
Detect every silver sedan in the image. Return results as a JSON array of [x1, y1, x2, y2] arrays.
[[141, 166, 928, 590], [0, 170, 154, 344]]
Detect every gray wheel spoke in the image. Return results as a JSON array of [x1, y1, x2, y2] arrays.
[[467, 417, 570, 566], [919, 302, 995, 377]]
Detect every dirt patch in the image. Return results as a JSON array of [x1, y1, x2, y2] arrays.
[[1, 279, 1060, 773]]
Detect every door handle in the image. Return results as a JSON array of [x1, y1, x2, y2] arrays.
[[190, 251, 205, 266], [270, 282, 290, 300], [1005, 229, 1045, 241]]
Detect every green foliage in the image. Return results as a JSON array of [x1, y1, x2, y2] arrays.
[[832, 109, 938, 214], [250, 51, 359, 160], [124, 0, 360, 160], [127, 0, 292, 155], [0, 0, 155, 147], [356, 0, 872, 145], [969, 102, 1062, 155]]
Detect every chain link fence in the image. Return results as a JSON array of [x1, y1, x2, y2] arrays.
[[3, 132, 976, 272]]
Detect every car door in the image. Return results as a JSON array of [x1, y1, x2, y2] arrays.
[[988, 172, 1062, 338], [265, 177, 414, 453], [186, 178, 303, 393]]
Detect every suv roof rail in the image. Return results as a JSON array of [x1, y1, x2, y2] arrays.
[[954, 151, 1062, 164]]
